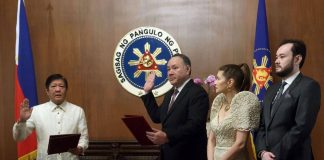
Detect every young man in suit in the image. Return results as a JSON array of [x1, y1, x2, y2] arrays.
[[255, 39, 321, 160], [141, 54, 209, 160]]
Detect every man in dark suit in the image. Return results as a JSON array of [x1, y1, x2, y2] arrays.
[[255, 39, 321, 160], [141, 54, 209, 160]]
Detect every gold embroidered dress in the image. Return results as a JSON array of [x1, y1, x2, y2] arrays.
[[210, 91, 260, 160]]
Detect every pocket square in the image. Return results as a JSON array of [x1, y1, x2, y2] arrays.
[[284, 93, 292, 98]]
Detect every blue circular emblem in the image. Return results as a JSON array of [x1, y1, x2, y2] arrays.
[[113, 27, 181, 97]]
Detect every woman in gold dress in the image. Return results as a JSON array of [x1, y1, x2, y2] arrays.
[[207, 64, 260, 160]]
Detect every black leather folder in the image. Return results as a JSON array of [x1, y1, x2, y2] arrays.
[[47, 134, 81, 155]]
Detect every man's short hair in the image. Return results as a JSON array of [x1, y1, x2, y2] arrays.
[[280, 39, 306, 68], [172, 54, 192, 75], [45, 74, 68, 90]]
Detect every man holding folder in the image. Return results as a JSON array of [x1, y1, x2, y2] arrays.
[[141, 54, 209, 160], [13, 74, 89, 160]]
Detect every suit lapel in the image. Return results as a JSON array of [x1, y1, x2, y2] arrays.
[[162, 80, 192, 123], [161, 90, 173, 122], [269, 74, 303, 124], [264, 84, 280, 127]]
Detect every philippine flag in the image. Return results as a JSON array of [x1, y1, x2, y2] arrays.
[[15, 0, 38, 159]]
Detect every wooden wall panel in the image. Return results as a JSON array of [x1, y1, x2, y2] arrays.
[[76, 0, 258, 140], [0, 0, 19, 159], [1, 0, 323, 159]]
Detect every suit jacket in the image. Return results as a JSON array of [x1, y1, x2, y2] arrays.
[[141, 79, 209, 160], [255, 73, 321, 160]]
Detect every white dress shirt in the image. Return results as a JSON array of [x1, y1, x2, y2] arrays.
[[282, 71, 300, 93], [13, 101, 89, 160], [172, 78, 191, 100]]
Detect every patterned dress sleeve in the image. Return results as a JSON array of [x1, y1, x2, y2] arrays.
[[231, 91, 260, 131], [209, 93, 225, 121]]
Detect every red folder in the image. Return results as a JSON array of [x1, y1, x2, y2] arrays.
[[122, 115, 154, 145]]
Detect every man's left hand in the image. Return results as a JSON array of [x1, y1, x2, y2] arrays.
[[146, 128, 169, 145], [68, 146, 83, 155]]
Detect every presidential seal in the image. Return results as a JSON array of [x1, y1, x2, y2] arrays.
[[113, 26, 181, 97], [252, 47, 273, 101]]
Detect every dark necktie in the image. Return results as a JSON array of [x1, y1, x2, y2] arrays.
[[168, 89, 179, 112], [271, 81, 287, 115]]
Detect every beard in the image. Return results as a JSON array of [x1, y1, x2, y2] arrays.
[[276, 60, 294, 77]]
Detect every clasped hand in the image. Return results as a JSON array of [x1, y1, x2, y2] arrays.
[[261, 151, 276, 160]]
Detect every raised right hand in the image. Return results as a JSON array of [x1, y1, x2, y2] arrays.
[[19, 98, 32, 122], [143, 71, 156, 93]]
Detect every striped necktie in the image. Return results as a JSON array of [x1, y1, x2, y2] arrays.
[[271, 81, 287, 115], [168, 89, 179, 112]]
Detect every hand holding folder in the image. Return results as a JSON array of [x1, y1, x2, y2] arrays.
[[122, 115, 154, 145], [47, 134, 81, 155]]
